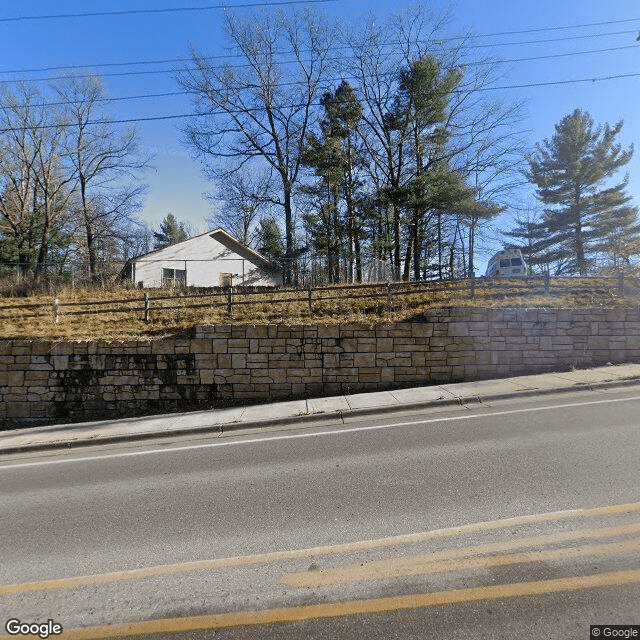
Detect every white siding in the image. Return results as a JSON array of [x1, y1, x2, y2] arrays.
[[131, 232, 281, 288]]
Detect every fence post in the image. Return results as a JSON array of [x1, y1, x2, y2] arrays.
[[307, 285, 313, 311], [544, 272, 550, 294], [387, 282, 393, 311], [144, 293, 150, 322], [227, 287, 233, 315], [470, 271, 476, 301], [52, 298, 60, 324]]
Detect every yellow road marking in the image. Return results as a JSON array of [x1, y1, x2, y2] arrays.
[[5, 567, 640, 640], [281, 521, 640, 586], [2, 501, 639, 596], [282, 537, 640, 587]]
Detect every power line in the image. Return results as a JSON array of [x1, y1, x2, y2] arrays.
[[463, 16, 640, 39], [0, 29, 637, 86], [0, 67, 178, 84], [481, 71, 640, 92], [2, 71, 638, 134], [464, 29, 638, 50], [1, 9, 638, 78], [1, 4, 637, 33], [7, 43, 638, 111], [1, 57, 198, 76], [0, 0, 338, 23], [36, 91, 188, 109], [2, 38, 637, 80], [489, 44, 638, 65]]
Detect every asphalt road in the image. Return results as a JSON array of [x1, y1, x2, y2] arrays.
[[1, 388, 640, 639]]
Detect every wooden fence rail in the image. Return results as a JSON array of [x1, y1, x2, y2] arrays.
[[0, 276, 635, 325]]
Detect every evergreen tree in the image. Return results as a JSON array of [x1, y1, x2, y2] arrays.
[[525, 109, 637, 276], [301, 81, 363, 284], [153, 213, 188, 249], [592, 204, 640, 271], [395, 56, 461, 281], [381, 55, 491, 280], [502, 209, 572, 275], [256, 216, 286, 268]]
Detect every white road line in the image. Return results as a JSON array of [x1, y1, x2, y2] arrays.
[[1, 394, 640, 471]]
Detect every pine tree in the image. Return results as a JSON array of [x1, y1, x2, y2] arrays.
[[153, 213, 188, 249], [525, 109, 637, 276], [256, 216, 286, 270], [592, 203, 640, 271], [502, 209, 572, 275], [301, 81, 363, 284]]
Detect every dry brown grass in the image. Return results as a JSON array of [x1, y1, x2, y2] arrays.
[[0, 277, 636, 341]]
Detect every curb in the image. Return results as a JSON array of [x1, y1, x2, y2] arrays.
[[1, 378, 639, 456]]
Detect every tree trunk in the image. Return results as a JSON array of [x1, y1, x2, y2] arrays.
[[79, 175, 99, 281], [413, 222, 422, 282], [282, 178, 294, 285], [354, 233, 363, 283], [393, 204, 401, 281], [437, 209, 443, 280], [468, 214, 477, 278], [35, 213, 51, 282]]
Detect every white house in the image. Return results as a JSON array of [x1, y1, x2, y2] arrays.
[[125, 228, 282, 288]]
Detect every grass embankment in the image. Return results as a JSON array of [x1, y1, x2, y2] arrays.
[[0, 277, 635, 341]]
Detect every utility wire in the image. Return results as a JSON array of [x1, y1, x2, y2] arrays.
[[0, 28, 637, 85], [7, 43, 639, 111], [1, 71, 638, 134], [465, 29, 637, 49], [464, 16, 640, 38], [1, 10, 638, 77], [0, 5, 637, 33], [481, 71, 640, 91], [1, 38, 637, 79], [0, 0, 338, 23]]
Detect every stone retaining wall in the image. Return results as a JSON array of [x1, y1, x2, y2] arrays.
[[2, 307, 640, 427]]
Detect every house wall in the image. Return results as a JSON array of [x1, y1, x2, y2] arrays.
[[2, 307, 640, 428], [133, 234, 281, 288]]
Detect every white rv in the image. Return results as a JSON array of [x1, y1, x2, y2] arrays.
[[485, 248, 528, 278]]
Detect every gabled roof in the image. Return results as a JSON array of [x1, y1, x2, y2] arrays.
[[208, 228, 274, 269], [127, 228, 275, 270]]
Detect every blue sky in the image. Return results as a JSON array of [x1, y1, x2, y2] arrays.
[[1, 0, 639, 268]]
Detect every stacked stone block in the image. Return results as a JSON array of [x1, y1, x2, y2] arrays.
[[2, 307, 640, 427]]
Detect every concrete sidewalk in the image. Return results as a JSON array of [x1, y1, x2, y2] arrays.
[[2, 363, 640, 455]]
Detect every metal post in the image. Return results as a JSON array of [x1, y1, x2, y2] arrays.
[[307, 285, 312, 311], [544, 272, 550, 294], [53, 298, 60, 324], [470, 271, 476, 301], [227, 287, 233, 315], [144, 293, 150, 322], [387, 282, 393, 311]]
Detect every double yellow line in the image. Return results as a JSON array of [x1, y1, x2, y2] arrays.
[[21, 568, 640, 640], [3, 500, 640, 597], [281, 521, 640, 587], [2, 500, 640, 639]]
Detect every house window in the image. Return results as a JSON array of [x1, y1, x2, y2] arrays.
[[162, 268, 186, 287], [219, 273, 233, 288]]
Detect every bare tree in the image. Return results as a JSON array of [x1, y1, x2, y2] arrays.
[[178, 7, 336, 284], [53, 75, 148, 281], [0, 85, 42, 275], [0, 83, 75, 281], [206, 164, 274, 245]]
